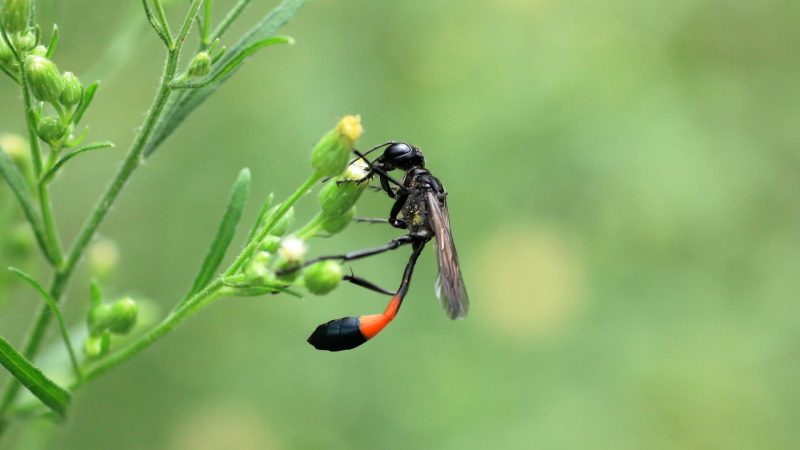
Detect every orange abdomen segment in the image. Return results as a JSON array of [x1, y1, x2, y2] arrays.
[[359, 295, 401, 339]]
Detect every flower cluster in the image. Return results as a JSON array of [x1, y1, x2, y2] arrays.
[[1, 2, 96, 153], [229, 116, 368, 298]]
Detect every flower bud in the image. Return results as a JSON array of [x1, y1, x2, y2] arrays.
[[29, 44, 46, 57], [1, 0, 30, 34], [36, 116, 65, 143], [59, 71, 82, 107], [303, 261, 342, 295], [259, 235, 282, 253], [107, 297, 138, 335], [25, 55, 64, 104], [266, 205, 294, 236], [275, 237, 306, 282], [0, 38, 14, 65], [320, 206, 355, 235], [244, 251, 273, 284], [15, 30, 35, 51], [83, 331, 110, 359], [318, 178, 366, 218], [187, 51, 211, 78], [310, 115, 363, 177], [278, 237, 306, 263], [87, 302, 112, 336]]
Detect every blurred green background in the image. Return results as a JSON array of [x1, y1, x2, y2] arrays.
[[2, 0, 800, 448]]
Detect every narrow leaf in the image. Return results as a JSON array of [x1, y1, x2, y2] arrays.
[[0, 336, 71, 417], [145, 0, 307, 156], [246, 193, 273, 242], [0, 144, 53, 263], [9, 268, 82, 381], [170, 36, 293, 90], [182, 168, 251, 303], [40, 141, 115, 184], [46, 25, 59, 58], [72, 81, 99, 126]]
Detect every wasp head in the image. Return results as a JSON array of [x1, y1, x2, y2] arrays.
[[380, 142, 425, 171]]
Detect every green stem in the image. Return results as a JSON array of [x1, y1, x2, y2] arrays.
[[0, 48, 182, 421], [225, 173, 321, 275], [10, 278, 225, 418], [295, 212, 323, 240], [75, 279, 225, 387], [37, 183, 64, 267], [208, 0, 252, 44], [16, 44, 43, 177]]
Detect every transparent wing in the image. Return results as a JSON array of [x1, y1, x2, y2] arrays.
[[426, 192, 469, 319]]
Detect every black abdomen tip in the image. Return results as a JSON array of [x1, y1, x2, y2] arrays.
[[307, 316, 367, 352]]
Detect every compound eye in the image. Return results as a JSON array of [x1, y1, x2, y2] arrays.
[[385, 143, 413, 160]]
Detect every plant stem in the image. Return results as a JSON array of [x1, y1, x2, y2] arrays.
[[208, 0, 253, 45], [37, 180, 64, 267], [0, 48, 182, 420], [16, 51, 43, 177], [226, 173, 321, 275], [75, 278, 225, 387]]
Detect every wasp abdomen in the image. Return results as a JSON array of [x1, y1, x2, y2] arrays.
[[307, 316, 368, 351]]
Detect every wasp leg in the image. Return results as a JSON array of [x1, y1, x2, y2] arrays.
[[354, 217, 390, 224], [343, 273, 394, 296], [276, 235, 415, 276], [353, 149, 407, 193]]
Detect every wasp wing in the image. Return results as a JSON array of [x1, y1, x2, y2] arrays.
[[426, 192, 469, 319]]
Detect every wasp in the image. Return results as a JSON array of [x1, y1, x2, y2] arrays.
[[293, 142, 469, 351]]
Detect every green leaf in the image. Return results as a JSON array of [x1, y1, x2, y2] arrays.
[[72, 81, 99, 126], [46, 24, 59, 58], [170, 36, 293, 90], [182, 168, 251, 303], [9, 268, 82, 381], [246, 193, 273, 242], [40, 141, 115, 185], [0, 144, 53, 263], [145, 0, 307, 156], [0, 335, 71, 417]]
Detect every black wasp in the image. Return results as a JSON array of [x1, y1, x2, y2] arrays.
[[296, 142, 469, 352]]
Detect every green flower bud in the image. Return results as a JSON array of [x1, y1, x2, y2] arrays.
[[266, 205, 294, 236], [36, 116, 65, 143], [259, 235, 282, 253], [320, 206, 355, 235], [310, 115, 363, 177], [87, 302, 112, 336], [25, 55, 64, 103], [1, 0, 31, 34], [83, 331, 110, 359], [107, 297, 138, 335], [29, 44, 46, 57], [303, 261, 343, 295], [0, 38, 14, 65], [59, 71, 82, 107], [318, 178, 366, 218], [275, 237, 306, 282], [187, 51, 211, 78], [244, 251, 273, 284], [15, 30, 35, 51]]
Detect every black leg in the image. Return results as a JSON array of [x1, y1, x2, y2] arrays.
[[343, 273, 394, 296], [353, 150, 407, 192], [276, 235, 415, 276], [354, 217, 390, 224], [388, 191, 408, 229]]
